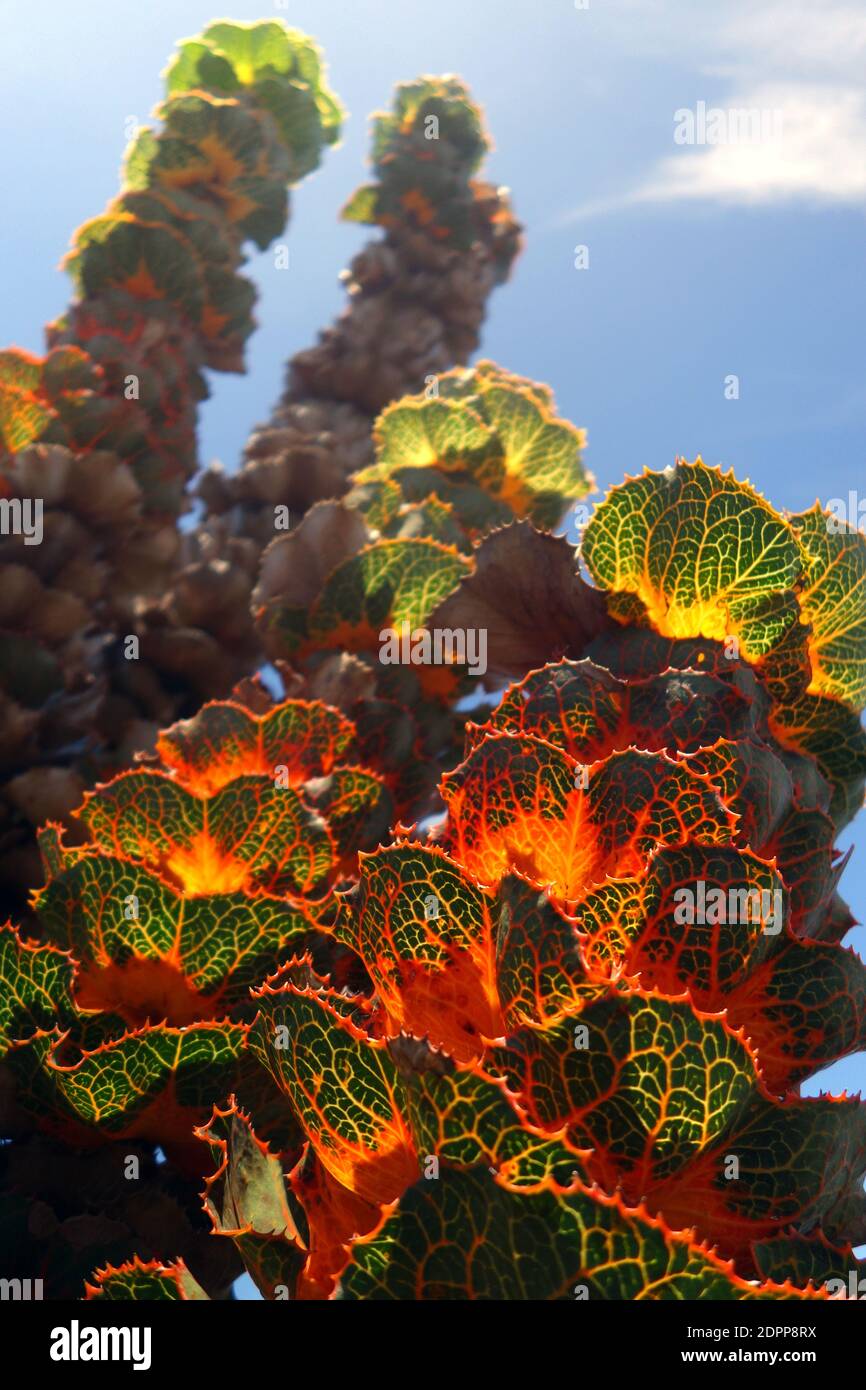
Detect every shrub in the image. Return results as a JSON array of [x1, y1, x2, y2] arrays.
[[1, 17, 864, 1303]]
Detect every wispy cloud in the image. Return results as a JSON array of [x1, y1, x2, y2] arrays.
[[642, 85, 866, 206], [565, 0, 866, 219]]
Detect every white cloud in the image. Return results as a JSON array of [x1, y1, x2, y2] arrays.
[[641, 85, 866, 206], [715, 2, 866, 78], [568, 0, 866, 216]]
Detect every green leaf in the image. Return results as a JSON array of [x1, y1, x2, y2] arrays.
[[163, 40, 240, 98], [166, 20, 343, 149], [494, 874, 598, 1030], [380, 495, 469, 551], [0, 349, 52, 452], [202, 20, 313, 86], [11, 1022, 245, 1149], [769, 692, 866, 830], [493, 992, 756, 1185], [343, 77, 489, 249], [488, 658, 763, 761], [724, 938, 866, 1092], [303, 766, 393, 863], [649, 1092, 866, 1261], [197, 1098, 306, 1299], [78, 770, 334, 896], [249, 984, 418, 1205], [35, 856, 315, 1023], [441, 735, 734, 899], [86, 1256, 209, 1300], [309, 539, 471, 649], [580, 843, 786, 1003], [335, 1167, 814, 1300], [340, 842, 500, 1062], [0, 925, 77, 1053], [156, 697, 354, 796], [340, 183, 379, 224], [792, 503, 866, 711], [66, 210, 205, 324], [752, 1233, 865, 1291], [373, 363, 589, 529], [407, 1067, 586, 1188], [582, 460, 802, 658]]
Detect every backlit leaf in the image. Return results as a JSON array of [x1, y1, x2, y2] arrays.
[[336, 1168, 816, 1300]]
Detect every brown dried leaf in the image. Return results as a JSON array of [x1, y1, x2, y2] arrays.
[[429, 521, 612, 680], [255, 500, 371, 609]]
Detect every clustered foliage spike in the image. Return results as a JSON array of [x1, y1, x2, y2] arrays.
[[198, 72, 522, 548], [0, 24, 521, 917], [189, 73, 523, 706], [0, 19, 342, 911], [1, 18, 864, 1305]]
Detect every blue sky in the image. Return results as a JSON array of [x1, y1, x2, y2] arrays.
[[3, 0, 865, 1286]]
